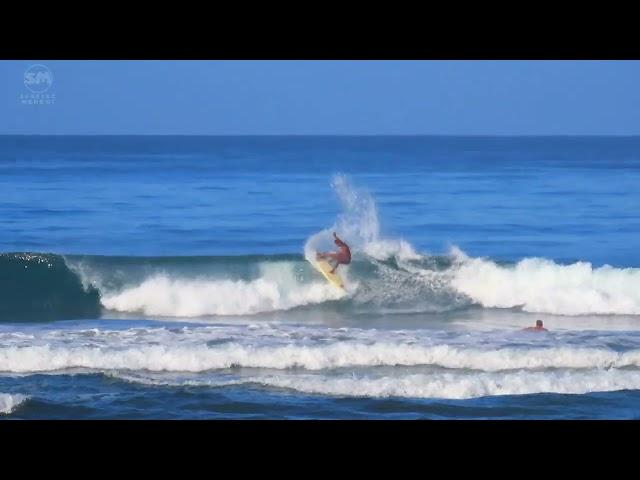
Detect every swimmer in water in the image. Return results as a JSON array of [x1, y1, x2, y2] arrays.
[[524, 320, 548, 332]]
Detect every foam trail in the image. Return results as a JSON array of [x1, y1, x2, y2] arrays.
[[101, 263, 344, 317], [0, 393, 28, 414], [450, 250, 640, 315]]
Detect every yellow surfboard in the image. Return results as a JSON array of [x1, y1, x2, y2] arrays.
[[311, 257, 345, 290]]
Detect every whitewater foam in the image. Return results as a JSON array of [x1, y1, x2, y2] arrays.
[[101, 262, 345, 317], [3, 341, 640, 373], [0, 393, 28, 414], [451, 253, 640, 316], [251, 369, 640, 400], [108, 368, 640, 400], [363, 239, 422, 261]]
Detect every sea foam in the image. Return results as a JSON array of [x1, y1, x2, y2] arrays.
[[2, 342, 640, 373], [101, 262, 345, 317], [0, 393, 29, 415], [450, 250, 640, 315]]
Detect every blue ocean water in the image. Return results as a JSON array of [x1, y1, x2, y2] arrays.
[[2, 135, 640, 419]]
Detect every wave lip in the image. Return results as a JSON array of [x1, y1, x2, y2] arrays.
[[0, 393, 29, 414]]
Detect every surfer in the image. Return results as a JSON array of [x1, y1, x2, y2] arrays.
[[317, 232, 351, 274], [524, 320, 548, 332]]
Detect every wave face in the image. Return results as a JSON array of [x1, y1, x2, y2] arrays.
[[0, 253, 101, 321], [4, 247, 640, 321], [6, 250, 640, 321], [5, 174, 640, 321]]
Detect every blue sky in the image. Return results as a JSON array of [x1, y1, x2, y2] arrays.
[[1, 60, 639, 135]]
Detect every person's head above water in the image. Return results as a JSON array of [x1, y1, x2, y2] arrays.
[[524, 319, 548, 332]]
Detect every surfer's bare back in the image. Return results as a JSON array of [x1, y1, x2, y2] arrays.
[[317, 232, 352, 273]]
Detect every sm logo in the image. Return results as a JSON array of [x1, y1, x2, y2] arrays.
[[24, 64, 54, 93]]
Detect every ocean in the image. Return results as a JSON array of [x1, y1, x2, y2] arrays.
[[2, 135, 640, 419]]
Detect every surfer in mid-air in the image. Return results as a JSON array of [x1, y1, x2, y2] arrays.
[[317, 232, 351, 273]]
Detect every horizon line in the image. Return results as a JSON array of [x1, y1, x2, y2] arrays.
[[2, 133, 640, 138]]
